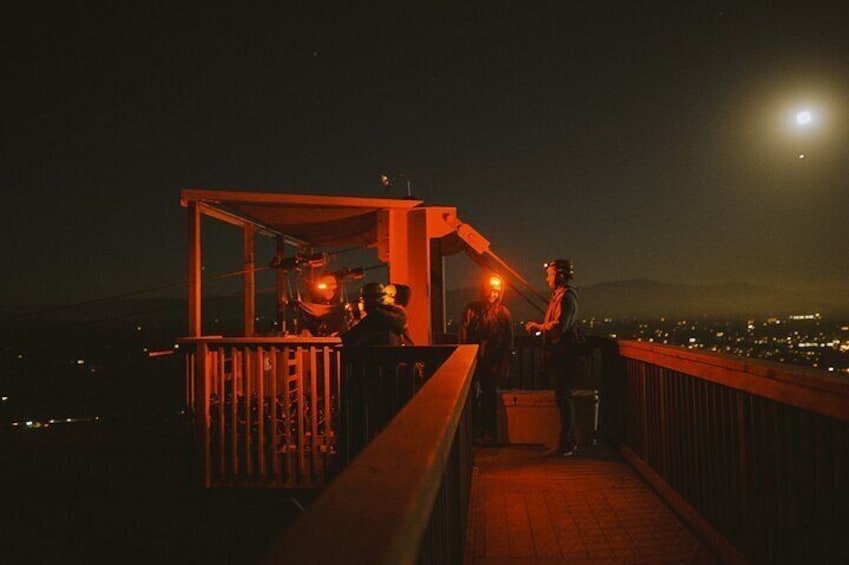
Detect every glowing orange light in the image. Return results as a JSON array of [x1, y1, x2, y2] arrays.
[[489, 276, 503, 289], [313, 275, 338, 300]]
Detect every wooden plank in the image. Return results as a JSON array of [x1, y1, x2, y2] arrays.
[[323, 346, 332, 481], [282, 347, 294, 487], [547, 491, 584, 556], [231, 347, 239, 479], [620, 444, 747, 565], [217, 348, 226, 481], [525, 492, 560, 557], [310, 346, 320, 482], [269, 346, 279, 483], [245, 347, 253, 479], [196, 344, 210, 487], [257, 347, 265, 481], [181, 188, 423, 209], [178, 336, 341, 345], [504, 492, 534, 557], [296, 347, 306, 486], [485, 492, 510, 557]]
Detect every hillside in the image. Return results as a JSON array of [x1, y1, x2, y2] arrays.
[[447, 279, 848, 322]]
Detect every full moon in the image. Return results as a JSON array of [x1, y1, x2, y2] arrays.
[[796, 110, 812, 125]]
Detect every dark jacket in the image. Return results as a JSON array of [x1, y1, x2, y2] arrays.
[[460, 299, 513, 375], [341, 304, 412, 346], [541, 286, 583, 353]]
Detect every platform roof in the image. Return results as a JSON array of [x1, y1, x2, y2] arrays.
[[181, 189, 423, 248]]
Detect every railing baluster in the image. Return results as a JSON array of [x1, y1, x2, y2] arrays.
[[256, 346, 265, 481], [295, 346, 306, 486], [615, 340, 849, 564], [309, 345, 319, 483], [282, 346, 293, 487], [245, 347, 253, 479], [322, 345, 332, 482], [198, 343, 210, 487], [269, 346, 279, 484], [231, 347, 240, 480], [216, 347, 225, 480]]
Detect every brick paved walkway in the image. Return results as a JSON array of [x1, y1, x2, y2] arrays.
[[464, 445, 719, 564]]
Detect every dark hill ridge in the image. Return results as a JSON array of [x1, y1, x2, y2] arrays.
[[2, 279, 846, 333], [447, 279, 848, 322]]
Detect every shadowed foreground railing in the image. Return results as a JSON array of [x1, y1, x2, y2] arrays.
[[339, 346, 456, 465], [611, 340, 849, 564], [265, 345, 476, 565]]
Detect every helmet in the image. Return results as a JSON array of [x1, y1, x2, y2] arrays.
[[481, 274, 505, 303], [544, 259, 574, 280], [360, 282, 386, 305], [313, 275, 338, 301], [384, 284, 398, 304], [481, 274, 504, 293]]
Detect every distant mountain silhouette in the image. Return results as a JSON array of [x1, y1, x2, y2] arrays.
[[447, 279, 848, 322], [2, 279, 846, 336]]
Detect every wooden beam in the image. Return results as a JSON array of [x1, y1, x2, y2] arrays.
[[181, 188, 423, 210], [429, 238, 446, 340], [187, 201, 202, 337]]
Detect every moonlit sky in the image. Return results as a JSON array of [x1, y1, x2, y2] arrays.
[[3, 2, 848, 304]]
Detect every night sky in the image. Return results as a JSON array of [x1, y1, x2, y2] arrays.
[[3, 2, 848, 305]]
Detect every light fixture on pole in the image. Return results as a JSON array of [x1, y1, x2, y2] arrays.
[[380, 171, 416, 199]]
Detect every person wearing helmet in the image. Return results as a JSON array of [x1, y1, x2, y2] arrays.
[[298, 274, 351, 336], [383, 283, 412, 308], [525, 259, 584, 457], [460, 274, 513, 443], [341, 282, 413, 346]]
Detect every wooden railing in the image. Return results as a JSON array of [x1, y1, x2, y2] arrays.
[[339, 346, 456, 465], [611, 340, 849, 564], [183, 337, 342, 488], [264, 345, 477, 565], [506, 335, 609, 392], [184, 339, 463, 489]]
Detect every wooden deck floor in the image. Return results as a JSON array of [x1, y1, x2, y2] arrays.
[[464, 445, 719, 564]]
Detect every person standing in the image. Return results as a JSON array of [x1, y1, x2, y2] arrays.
[[341, 282, 412, 346], [460, 274, 513, 442], [524, 259, 583, 456]]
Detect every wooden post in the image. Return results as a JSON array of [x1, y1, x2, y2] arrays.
[[195, 342, 210, 487], [244, 225, 255, 337], [429, 237, 446, 341], [187, 201, 202, 337]]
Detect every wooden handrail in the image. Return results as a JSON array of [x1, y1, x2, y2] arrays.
[[614, 339, 849, 564], [178, 336, 341, 345], [264, 345, 477, 565], [619, 339, 849, 421]]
